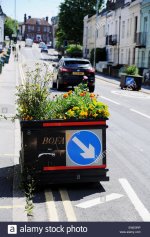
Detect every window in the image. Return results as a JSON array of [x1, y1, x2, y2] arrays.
[[127, 19, 129, 37], [43, 27, 47, 32], [141, 51, 145, 67], [122, 21, 125, 39], [37, 26, 40, 32]]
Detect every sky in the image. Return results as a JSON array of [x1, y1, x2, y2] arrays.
[[0, 0, 63, 22]]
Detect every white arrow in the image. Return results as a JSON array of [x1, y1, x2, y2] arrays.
[[72, 136, 95, 159], [75, 193, 124, 209]]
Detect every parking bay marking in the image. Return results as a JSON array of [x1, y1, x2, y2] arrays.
[[119, 178, 150, 221], [75, 193, 124, 209]]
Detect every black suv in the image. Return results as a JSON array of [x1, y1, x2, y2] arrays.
[[52, 58, 95, 92]]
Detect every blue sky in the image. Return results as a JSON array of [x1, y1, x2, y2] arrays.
[[1, 0, 62, 22]]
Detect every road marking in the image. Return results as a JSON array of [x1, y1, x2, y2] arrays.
[[0, 205, 24, 209], [130, 109, 150, 119], [101, 96, 120, 105], [18, 63, 25, 85], [76, 193, 124, 209], [119, 178, 150, 221], [45, 189, 59, 221], [59, 189, 77, 221]]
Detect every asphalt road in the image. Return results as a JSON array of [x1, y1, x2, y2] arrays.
[[0, 43, 150, 222]]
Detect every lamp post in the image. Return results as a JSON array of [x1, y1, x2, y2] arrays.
[[93, 0, 99, 69]]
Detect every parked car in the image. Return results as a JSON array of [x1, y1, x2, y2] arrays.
[[52, 58, 95, 92], [41, 45, 48, 53], [25, 38, 33, 47], [39, 42, 45, 48], [143, 69, 150, 85]]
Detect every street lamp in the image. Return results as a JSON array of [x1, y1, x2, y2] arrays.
[[93, 0, 99, 69]]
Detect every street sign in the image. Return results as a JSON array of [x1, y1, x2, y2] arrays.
[[67, 130, 102, 166]]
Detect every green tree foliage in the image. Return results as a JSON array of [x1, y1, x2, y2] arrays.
[[66, 44, 82, 57], [57, 0, 103, 45], [4, 17, 18, 38]]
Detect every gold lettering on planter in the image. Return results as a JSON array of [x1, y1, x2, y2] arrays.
[[42, 136, 65, 145]]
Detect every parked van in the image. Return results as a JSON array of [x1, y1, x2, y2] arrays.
[[25, 38, 33, 47]]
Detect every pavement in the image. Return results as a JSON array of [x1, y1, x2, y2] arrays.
[[96, 72, 150, 95]]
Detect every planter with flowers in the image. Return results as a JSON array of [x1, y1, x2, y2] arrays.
[[17, 64, 110, 184], [120, 65, 143, 90]]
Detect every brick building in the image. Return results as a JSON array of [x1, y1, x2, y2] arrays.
[[23, 14, 52, 43]]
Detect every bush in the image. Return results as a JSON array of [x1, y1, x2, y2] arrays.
[[65, 44, 82, 57], [124, 65, 139, 75]]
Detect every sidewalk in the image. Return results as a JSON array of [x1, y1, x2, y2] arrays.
[[96, 72, 150, 95]]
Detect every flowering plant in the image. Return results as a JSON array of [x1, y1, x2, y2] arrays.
[[15, 65, 109, 121], [49, 84, 110, 120]]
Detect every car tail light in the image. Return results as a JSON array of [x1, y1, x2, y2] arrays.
[[60, 68, 71, 73], [86, 68, 95, 73]]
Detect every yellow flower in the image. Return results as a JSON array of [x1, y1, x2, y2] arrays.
[[79, 111, 88, 117], [93, 113, 98, 118], [66, 109, 75, 117], [72, 106, 79, 111]]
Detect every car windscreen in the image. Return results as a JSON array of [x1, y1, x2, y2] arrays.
[[64, 61, 90, 68]]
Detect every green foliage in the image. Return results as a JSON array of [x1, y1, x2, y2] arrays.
[[66, 44, 82, 57], [57, 0, 104, 44], [16, 63, 53, 120], [16, 65, 109, 121], [4, 17, 18, 38], [49, 84, 110, 120], [124, 65, 139, 75], [90, 47, 107, 65]]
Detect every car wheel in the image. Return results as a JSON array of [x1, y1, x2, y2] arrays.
[[57, 79, 62, 91], [88, 86, 95, 92]]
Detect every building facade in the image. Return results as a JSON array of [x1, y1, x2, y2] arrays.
[[23, 14, 52, 43], [137, 0, 150, 69], [0, 5, 6, 44], [83, 0, 145, 71]]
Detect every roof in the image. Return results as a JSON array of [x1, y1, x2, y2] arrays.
[[63, 58, 90, 62], [0, 5, 6, 17], [25, 18, 51, 26]]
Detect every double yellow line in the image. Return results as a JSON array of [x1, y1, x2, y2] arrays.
[[45, 189, 77, 222]]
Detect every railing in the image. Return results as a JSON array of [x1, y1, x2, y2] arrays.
[[106, 35, 117, 46], [135, 32, 147, 48]]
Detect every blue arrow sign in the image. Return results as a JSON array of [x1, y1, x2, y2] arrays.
[[67, 130, 102, 166]]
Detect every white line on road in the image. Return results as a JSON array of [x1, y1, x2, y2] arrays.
[[45, 189, 59, 221], [59, 189, 77, 221], [76, 193, 124, 209], [119, 178, 150, 221], [101, 96, 120, 105], [130, 109, 150, 119]]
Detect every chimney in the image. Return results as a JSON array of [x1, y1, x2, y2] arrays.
[[46, 16, 48, 22], [24, 14, 27, 23]]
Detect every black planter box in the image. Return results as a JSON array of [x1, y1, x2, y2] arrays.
[[20, 119, 109, 184], [120, 74, 143, 90]]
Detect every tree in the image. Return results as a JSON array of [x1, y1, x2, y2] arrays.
[[57, 0, 103, 45], [4, 17, 18, 38]]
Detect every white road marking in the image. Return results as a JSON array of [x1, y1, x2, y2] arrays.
[[76, 193, 124, 209], [130, 109, 150, 119], [101, 96, 120, 105], [60, 189, 77, 221], [18, 63, 25, 85], [45, 189, 59, 221], [119, 178, 150, 221]]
